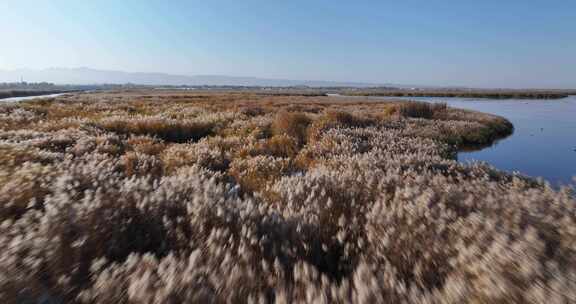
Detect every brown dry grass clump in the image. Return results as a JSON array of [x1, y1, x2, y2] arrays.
[[308, 110, 374, 143], [382, 101, 447, 119], [272, 111, 311, 146], [98, 116, 214, 143], [2, 90, 573, 304]]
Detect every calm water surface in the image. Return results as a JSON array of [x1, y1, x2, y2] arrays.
[[398, 96, 576, 186], [0, 93, 66, 103]]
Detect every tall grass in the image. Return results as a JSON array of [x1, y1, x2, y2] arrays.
[[382, 101, 447, 119], [98, 116, 214, 143], [271, 111, 311, 146], [0, 91, 570, 303]]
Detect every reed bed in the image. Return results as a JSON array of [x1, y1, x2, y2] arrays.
[[0, 91, 573, 303]]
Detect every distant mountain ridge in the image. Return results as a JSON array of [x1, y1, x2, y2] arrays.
[[0, 67, 387, 87]]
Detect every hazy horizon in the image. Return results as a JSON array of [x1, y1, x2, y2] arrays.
[[1, 1, 575, 89]]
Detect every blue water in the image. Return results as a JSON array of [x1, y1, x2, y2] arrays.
[[397, 96, 576, 186]]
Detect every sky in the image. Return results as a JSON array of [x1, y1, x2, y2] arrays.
[[0, 0, 575, 88]]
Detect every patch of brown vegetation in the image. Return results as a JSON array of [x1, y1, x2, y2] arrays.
[[271, 111, 312, 146]]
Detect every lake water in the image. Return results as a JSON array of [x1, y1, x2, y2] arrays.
[[395, 96, 576, 186], [0, 93, 66, 103]]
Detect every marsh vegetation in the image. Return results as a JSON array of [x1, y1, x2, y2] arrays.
[[1, 91, 574, 303]]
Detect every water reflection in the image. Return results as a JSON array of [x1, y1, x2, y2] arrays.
[[400, 96, 576, 186]]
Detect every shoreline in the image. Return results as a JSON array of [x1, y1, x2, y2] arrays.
[[341, 90, 570, 100], [0, 90, 75, 100]]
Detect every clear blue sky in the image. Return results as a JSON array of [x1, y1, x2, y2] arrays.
[[1, 0, 575, 88]]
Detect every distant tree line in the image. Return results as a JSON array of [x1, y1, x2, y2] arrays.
[[0, 82, 57, 90]]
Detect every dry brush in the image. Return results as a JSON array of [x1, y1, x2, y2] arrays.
[[0, 91, 573, 303]]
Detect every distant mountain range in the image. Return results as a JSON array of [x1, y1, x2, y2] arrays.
[[0, 67, 389, 87]]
